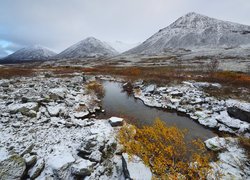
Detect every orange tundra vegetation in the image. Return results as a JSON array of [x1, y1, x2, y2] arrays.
[[118, 118, 212, 179]]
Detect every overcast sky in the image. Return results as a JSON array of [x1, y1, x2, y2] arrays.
[[0, 0, 250, 57]]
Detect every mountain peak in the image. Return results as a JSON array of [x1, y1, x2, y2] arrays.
[[1, 45, 56, 63], [184, 12, 205, 18], [170, 12, 213, 28], [85, 37, 98, 41], [55, 37, 118, 59]]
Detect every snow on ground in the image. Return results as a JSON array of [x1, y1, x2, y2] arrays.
[[0, 74, 148, 179], [206, 137, 250, 179]]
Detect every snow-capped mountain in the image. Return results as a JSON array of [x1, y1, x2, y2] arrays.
[[125, 12, 250, 55], [105, 41, 140, 53], [1, 45, 56, 63], [55, 37, 118, 59]]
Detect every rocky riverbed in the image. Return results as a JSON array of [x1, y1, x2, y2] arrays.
[[0, 73, 249, 179]]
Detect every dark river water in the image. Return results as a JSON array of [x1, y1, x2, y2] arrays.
[[99, 81, 216, 141]]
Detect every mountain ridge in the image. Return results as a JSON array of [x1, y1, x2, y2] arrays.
[[124, 12, 250, 55]]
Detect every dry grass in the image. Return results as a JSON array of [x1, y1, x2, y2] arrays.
[[85, 81, 105, 98], [0, 67, 35, 79], [238, 137, 250, 158], [80, 65, 250, 88]]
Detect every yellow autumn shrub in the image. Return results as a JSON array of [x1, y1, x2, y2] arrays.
[[118, 118, 211, 179]]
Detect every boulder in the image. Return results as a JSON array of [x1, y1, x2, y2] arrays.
[[0, 81, 9, 87], [227, 107, 250, 123], [0, 154, 26, 180], [8, 102, 39, 115], [71, 159, 95, 177], [226, 99, 250, 123], [48, 88, 67, 100], [47, 152, 75, 179], [205, 137, 226, 151]]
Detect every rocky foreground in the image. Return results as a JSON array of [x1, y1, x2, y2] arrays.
[[0, 73, 249, 179], [0, 74, 152, 179]]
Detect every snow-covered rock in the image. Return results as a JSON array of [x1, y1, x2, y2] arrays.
[[48, 88, 67, 100], [122, 153, 152, 180], [109, 117, 124, 127], [226, 99, 250, 123], [206, 137, 250, 179], [47, 104, 66, 117], [71, 159, 95, 177], [8, 102, 39, 117], [74, 111, 90, 119]]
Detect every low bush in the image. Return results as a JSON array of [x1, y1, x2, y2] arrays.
[[118, 118, 211, 179]]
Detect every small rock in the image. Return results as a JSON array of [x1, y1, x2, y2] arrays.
[[47, 104, 66, 117], [27, 110, 37, 118], [23, 154, 37, 167], [20, 144, 35, 156], [109, 117, 124, 127], [74, 111, 90, 119], [143, 84, 156, 93], [89, 151, 102, 162], [29, 158, 45, 179], [12, 122, 21, 128]]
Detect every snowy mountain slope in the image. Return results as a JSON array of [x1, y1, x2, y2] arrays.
[[125, 12, 250, 55], [0, 45, 57, 63], [55, 37, 118, 59], [105, 41, 140, 53]]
